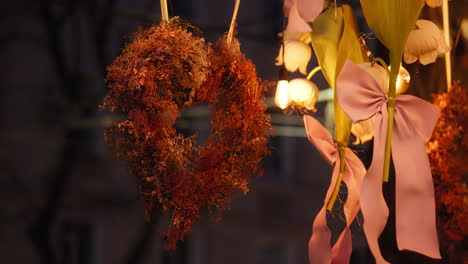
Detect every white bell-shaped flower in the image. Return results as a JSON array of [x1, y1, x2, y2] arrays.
[[287, 78, 319, 110], [351, 118, 375, 145], [404, 19, 450, 65], [358, 62, 389, 92], [426, 0, 442, 8], [275, 40, 312, 75]]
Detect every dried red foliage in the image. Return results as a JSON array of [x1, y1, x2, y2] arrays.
[[103, 20, 271, 249], [427, 82, 468, 262]]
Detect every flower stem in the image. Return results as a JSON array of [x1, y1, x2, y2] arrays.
[[299, 33, 310, 42], [326, 146, 346, 211], [383, 55, 399, 182], [306, 66, 322, 80], [371, 57, 390, 76]]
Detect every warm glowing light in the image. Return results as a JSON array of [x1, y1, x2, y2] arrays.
[[388, 65, 411, 95], [351, 118, 375, 145], [395, 66, 411, 95], [288, 78, 319, 110], [275, 80, 290, 109]]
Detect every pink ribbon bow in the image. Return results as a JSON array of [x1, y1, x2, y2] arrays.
[[304, 115, 366, 264], [336, 60, 441, 263]]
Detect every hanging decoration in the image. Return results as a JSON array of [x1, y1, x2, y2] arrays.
[[427, 82, 468, 262], [104, 22, 210, 248], [274, 0, 457, 262], [104, 0, 271, 248], [404, 19, 450, 65], [304, 116, 366, 264], [307, 3, 367, 212], [287, 78, 319, 110], [275, 40, 312, 74], [274, 2, 321, 114], [191, 31, 272, 247], [274, 2, 374, 263], [337, 60, 441, 262]]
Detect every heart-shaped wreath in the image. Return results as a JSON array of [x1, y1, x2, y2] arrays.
[[103, 20, 271, 248]]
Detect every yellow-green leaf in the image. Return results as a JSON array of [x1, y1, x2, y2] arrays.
[[309, 6, 344, 89], [360, 0, 424, 72], [309, 4, 367, 210], [336, 4, 367, 75], [334, 4, 367, 145], [310, 5, 367, 145]]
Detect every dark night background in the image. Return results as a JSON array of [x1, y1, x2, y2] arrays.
[[1, 0, 466, 264]]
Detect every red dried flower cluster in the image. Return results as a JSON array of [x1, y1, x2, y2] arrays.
[[427, 82, 468, 261], [103, 20, 271, 248]]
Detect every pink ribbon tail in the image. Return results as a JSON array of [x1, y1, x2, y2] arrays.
[[331, 229, 352, 264], [305, 116, 367, 264], [331, 148, 366, 263], [360, 109, 390, 264], [305, 116, 336, 264], [392, 96, 441, 258], [309, 163, 339, 264]]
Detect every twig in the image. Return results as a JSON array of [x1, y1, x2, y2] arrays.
[[227, 0, 241, 44], [160, 0, 169, 22], [442, 0, 452, 90]]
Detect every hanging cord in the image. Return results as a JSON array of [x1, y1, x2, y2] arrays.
[[442, 0, 452, 91], [160, 0, 169, 21], [227, 0, 241, 44]]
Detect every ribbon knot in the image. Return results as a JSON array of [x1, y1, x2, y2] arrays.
[[304, 116, 366, 264], [336, 60, 441, 264], [338, 144, 347, 152], [387, 97, 396, 107]]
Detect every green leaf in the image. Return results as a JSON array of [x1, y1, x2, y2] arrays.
[[360, 0, 424, 83], [334, 4, 367, 145], [360, 0, 424, 64], [309, 4, 367, 210], [310, 5, 366, 145], [336, 4, 367, 76], [309, 6, 344, 89]]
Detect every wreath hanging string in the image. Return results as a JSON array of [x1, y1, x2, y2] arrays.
[[103, 5, 271, 248]]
